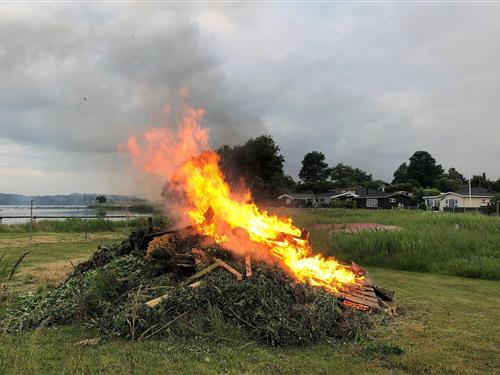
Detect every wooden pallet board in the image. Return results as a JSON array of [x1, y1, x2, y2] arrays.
[[340, 278, 380, 310]]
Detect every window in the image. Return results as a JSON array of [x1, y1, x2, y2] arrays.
[[389, 198, 396, 203], [366, 198, 378, 208]]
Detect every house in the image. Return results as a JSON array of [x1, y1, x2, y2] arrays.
[[277, 191, 357, 208], [424, 187, 494, 212], [277, 193, 316, 207], [351, 188, 413, 209], [277, 188, 413, 209]]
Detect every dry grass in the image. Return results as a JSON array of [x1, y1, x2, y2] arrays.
[[0, 232, 124, 249], [16, 258, 88, 290]]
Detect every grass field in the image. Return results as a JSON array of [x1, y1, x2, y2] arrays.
[[0, 211, 499, 374], [273, 208, 500, 280]]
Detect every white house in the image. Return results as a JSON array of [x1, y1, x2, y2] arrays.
[[424, 187, 494, 212]]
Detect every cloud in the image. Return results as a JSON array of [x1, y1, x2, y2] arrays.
[[1, 3, 499, 195]]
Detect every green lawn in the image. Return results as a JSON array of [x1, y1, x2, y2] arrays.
[[0, 213, 499, 374]]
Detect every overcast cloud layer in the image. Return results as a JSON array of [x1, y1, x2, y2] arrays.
[[1, 3, 499, 196]]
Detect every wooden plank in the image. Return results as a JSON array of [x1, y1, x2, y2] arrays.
[[215, 259, 243, 281], [342, 290, 379, 304], [146, 293, 170, 308], [146, 281, 203, 308], [341, 294, 380, 309], [343, 286, 377, 298], [180, 262, 221, 286], [245, 254, 252, 278]]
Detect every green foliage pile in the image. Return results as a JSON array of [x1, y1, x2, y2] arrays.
[[1, 230, 370, 346]]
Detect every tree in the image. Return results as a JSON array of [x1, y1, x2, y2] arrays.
[[362, 179, 389, 190], [392, 162, 409, 184], [492, 179, 500, 193], [217, 135, 289, 200], [446, 168, 466, 184], [436, 177, 462, 192], [218, 135, 285, 185], [407, 151, 444, 187], [299, 151, 330, 183], [95, 195, 107, 204], [486, 194, 500, 215], [330, 163, 372, 185], [471, 173, 490, 188], [296, 181, 336, 193]]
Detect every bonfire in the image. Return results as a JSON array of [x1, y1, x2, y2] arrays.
[[124, 105, 389, 311]]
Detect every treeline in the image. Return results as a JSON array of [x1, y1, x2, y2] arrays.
[[0, 193, 139, 206], [217, 135, 500, 201]]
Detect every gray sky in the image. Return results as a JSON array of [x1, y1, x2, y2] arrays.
[[1, 3, 499, 196]]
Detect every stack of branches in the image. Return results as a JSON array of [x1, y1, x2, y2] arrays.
[[1, 224, 375, 347]]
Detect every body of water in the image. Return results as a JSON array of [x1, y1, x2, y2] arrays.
[[0, 205, 147, 224]]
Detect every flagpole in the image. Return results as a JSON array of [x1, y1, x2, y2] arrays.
[[468, 164, 472, 209]]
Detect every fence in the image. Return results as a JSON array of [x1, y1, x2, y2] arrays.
[[442, 207, 489, 214], [0, 201, 144, 240]]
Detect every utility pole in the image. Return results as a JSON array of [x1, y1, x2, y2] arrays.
[[85, 206, 88, 239], [29, 200, 33, 241]]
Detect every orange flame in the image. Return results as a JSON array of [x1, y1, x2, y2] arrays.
[[124, 105, 362, 293]]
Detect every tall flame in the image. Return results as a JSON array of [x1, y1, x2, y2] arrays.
[[124, 105, 362, 293]]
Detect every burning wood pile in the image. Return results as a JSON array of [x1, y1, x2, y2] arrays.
[[116, 105, 394, 313]]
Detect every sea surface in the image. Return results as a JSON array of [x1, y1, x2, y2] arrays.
[[0, 205, 146, 224]]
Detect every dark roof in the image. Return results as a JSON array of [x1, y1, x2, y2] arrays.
[[352, 187, 411, 199], [454, 187, 495, 197], [277, 193, 315, 200], [278, 188, 412, 200]]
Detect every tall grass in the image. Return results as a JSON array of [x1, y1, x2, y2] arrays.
[[274, 208, 500, 280], [0, 216, 166, 234]]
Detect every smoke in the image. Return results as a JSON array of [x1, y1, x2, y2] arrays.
[[0, 4, 265, 195]]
